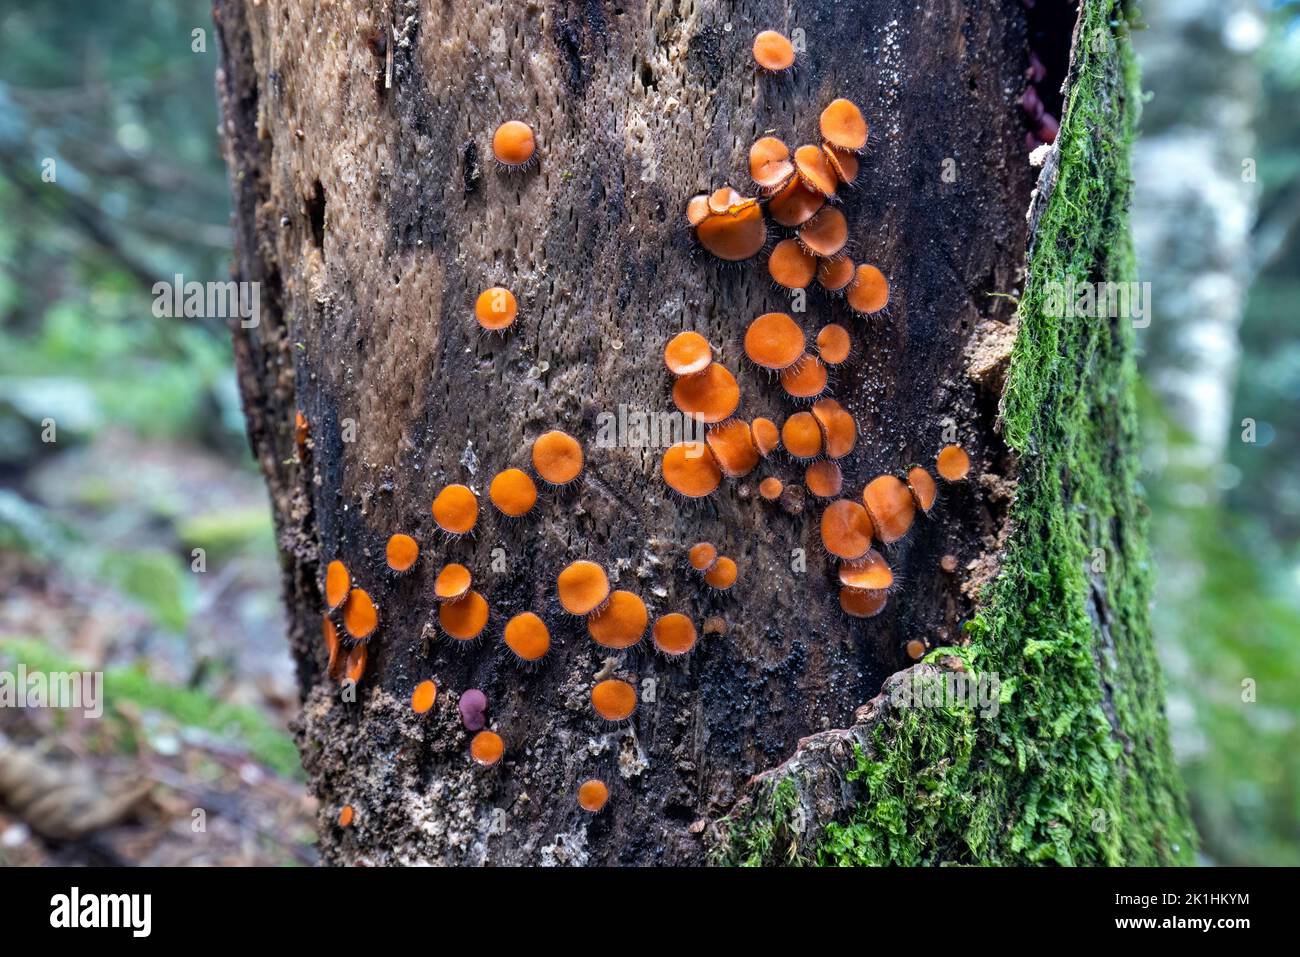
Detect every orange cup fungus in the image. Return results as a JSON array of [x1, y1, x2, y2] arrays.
[[294, 410, 309, 449], [325, 559, 350, 612], [686, 193, 711, 227], [820, 500, 875, 560], [323, 616, 344, 681], [703, 556, 738, 590], [664, 331, 713, 376], [343, 588, 379, 640], [345, 642, 368, 684], [385, 533, 419, 573], [744, 312, 805, 371], [489, 468, 538, 517], [936, 444, 971, 481], [661, 441, 722, 497], [780, 354, 828, 399], [706, 419, 759, 478], [434, 562, 472, 602], [805, 459, 843, 498], [782, 411, 823, 459], [532, 430, 584, 486], [794, 144, 838, 198], [591, 678, 637, 721], [578, 778, 610, 813], [751, 417, 781, 456], [587, 590, 649, 649], [817, 257, 855, 292], [503, 611, 551, 662], [907, 466, 938, 512], [432, 483, 478, 535], [653, 612, 699, 655], [815, 323, 852, 365], [749, 136, 794, 190], [474, 286, 518, 331], [863, 475, 916, 544], [840, 587, 888, 618], [824, 145, 860, 184], [846, 264, 890, 314], [752, 30, 795, 71], [470, 729, 505, 766], [688, 541, 719, 572], [492, 120, 536, 168], [439, 590, 490, 641], [557, 560, 611, 615], [768, 176, 825, 227], [820, 98, 869, 152], [906, 639, 927, 660], [672, 362, 740, 423], [940, 554, 959, 573], [759, 476, 784, 501], [811, 399, 857, 459], [839, 548, 894, 590], [768, 238, 817, 289], [695, 194, 766, 261], [799, 206, 849, 258], [338, 805, 354, 828], [411, 679, 438, 715]]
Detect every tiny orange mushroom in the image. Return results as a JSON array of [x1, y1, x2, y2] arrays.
[[820, 500, 875, 560], [663, 331, 713, 376], [820, 98, 869, 152], [794, 144, 838, 198], [342, 588, 380, 641], [759, 476, 784, 501], [768, 176, 825, 227], [653, 612, 699, 655], [489, 468, 538, 517], [840, 587, 888, 619], [817, 257, 855, 293], [532, 430, 584, 485], [780, 354, 829, 399], [578, 778, 610, 813], [805, 459, 844, 498], [688, 541, 719, 572], [671, 362, 740, 423], [411, 679, 438, 715], [816, 323, 852, 365], [782, 411, 823, 459], [695, 196, 766, 261], [706, 419, 759, 478], [323, 616, 344, 681], [470, 729, 505, 766], [662, 441, 722, 498], [798, 206, 849, 258], [325, 559, 351, 612], [345, 642, 368, 684], [906, 639, 928, 660], [434, 562, 472, 602], [937, 444, 971, 481], [492, 120, 536, 168], [768, 238, 817, 289], [385, 533, 419, 573], [907, 466, 939, 512], [703, 556, 738, 591], [474, 286, 518, 331], [752, 30, 796, 71], [439, 590, 490, 641], [557, 560, 611, 615], [824, 144, 860, 184], [749, 136, 794, 190], [338, 805, 355, 828], [686, 193, 711, 227], [503, 611, 551, 662], [432, 483, 479, 535], [846, 264, 890, 314], [863, 475, 916, 543], [744, 312, 806, 371], [811, 398, 857, 459], [591, 678, 637, 722], [751, 417, 781, 456], [587, 590, 649, 649], [839, 548, 894, 590]]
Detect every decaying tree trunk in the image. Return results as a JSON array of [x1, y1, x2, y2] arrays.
[[213, 0, 1193, 865]]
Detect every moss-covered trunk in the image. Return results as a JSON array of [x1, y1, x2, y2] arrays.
[[214, 0, 1192, 865]]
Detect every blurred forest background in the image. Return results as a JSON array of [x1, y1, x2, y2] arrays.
[[0, 0, 1295, 866]]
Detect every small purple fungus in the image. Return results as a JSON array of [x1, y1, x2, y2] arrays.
[[459, 688, 488, 731]]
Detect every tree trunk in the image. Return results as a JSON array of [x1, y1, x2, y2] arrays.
[[213, 0, 1193, 865]]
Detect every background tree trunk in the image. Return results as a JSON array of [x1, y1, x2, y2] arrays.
[[213, 0, 1193, 865]]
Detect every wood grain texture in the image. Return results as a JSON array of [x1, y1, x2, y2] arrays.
[[215, 0, 1035, 864]]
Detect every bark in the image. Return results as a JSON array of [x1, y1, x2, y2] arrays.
[[213, 0, 1190, 865]]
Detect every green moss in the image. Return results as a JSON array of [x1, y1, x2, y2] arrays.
[[720, 0, 1195, 866]]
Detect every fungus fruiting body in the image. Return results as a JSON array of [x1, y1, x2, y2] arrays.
[[937, 444, 971, 481], [338, 805, 354, 828], [907, 466, 938, 512], [824, 145, 860, 184], [492, 120, 536, 169], [294, 410, 309, 449], [794, 144, 838, 197], [811, 399, 857, 459], [411, 679, 438, 714], [439, 590, 490, 641], [820, 500, 875, 560], [752, 30, 795, 71], [759, 476, 784, 500], [432, 484, 479, 535], [846, 264, 890, 314], [744, 312, 805, 371], [557, 560, 611, 615], [805, 459, 843, 498], [345, 642, 367, 683], [749, 136, 794, 189], [323, 616, 343, 680], [653, 613, 699, 655], [474, 286, 518, 331], [768, 176, 825, 227], [751, 418, 781, 456], [905, 639, 927, 660], [703, 556, 738, 590], [840, 587, 888, 618], [591, 678, 637, 721], [661, 441, 722, 497], [863, 475, 916, 543], [671, 362, 740, 423], [688, 541, 718, 572], [695, 196, 766, 261], [532, 430, 584, 485], [815, 323, 852, 364], [839, 548, 894, 590], [342, 588, 379, 640], [768, 238, 817, 289], [578, 779, 610, 813], [940, 554, 959, 573], [458, 689, 488, 731], [820, 98, 869, 151], [799, 206, 848, 258], [385, 533, 419, 573], [489, 468, 538, 517], [703, 616, 728, 635], [817, 257, 854, 292], [686, 194, 711, 226], [434, 562, 472, 602], [503, 611, 551, 662], [782, 411, 823, 459], [664, 331, 713, 376], [470, 730, 505, 767], [706, 419, 759, 477], [325, 559, 351, 611], [587, 590, 649, 649], [779, 354, 828, 399]]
